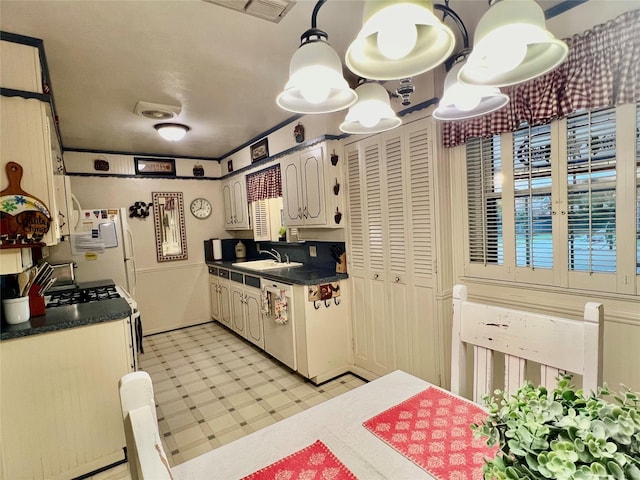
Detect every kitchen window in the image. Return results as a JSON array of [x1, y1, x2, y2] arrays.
[[464, 102, 639, 295], [466, 135, 503, 268]]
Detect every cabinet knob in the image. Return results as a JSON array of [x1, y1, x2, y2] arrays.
[[303, 206, 308, 219], [373, 273, 379, 280], [394, 276, 400, 283]]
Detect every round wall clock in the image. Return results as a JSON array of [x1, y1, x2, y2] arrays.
[[190, 198, 212, 219]]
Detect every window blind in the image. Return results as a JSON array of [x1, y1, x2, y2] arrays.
[[467, 136, 503, 265], [567, 107, 617, 273], [513, 124, 553, 269]]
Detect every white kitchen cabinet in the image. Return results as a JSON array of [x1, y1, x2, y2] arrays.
[[292, 282, 351, 384], [244, 286, 264, 349], [1, 39, 65, 273], [282, 146, 327, 227], [53, 174, 73, 237], [230, 283, 247, 336], [230, 281, 264, 348], [0, 319, 132, 479], [210, 269, 232, 329], [345, 116, 452, 386], [222, 176, 250, 230]]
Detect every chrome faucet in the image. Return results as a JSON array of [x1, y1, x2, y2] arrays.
[[258, 248, 282, 263]]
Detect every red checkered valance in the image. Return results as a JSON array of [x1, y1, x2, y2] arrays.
[[246, 164, 282, 203], [442, 9, 640, 148]]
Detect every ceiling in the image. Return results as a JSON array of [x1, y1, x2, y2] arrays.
[[0, 0, 566, 161]]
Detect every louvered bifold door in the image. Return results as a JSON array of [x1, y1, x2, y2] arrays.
[[346, 146, 365, 274], [406, 122, 434, 284], [566, 106, 617, 291]]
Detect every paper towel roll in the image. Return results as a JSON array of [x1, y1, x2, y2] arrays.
[[212, 239, 222, 260]]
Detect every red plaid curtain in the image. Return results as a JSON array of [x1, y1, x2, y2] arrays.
[[442, 9, 640, 148], [246, 165, 282, 203]]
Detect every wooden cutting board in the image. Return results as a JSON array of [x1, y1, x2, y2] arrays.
[[0, 161, 51, 247]]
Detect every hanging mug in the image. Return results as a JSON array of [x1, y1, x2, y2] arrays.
[[333, 179, 340, 195], [334, 208, 342, 224]]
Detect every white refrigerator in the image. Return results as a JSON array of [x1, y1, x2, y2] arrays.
[[47, 207, 136, 296]]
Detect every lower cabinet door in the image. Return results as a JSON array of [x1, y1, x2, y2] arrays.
[[244, 287, 264, 348], [230, 285, 246, 336]]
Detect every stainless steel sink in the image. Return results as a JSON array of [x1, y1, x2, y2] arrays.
[[231, 259, 304, 271]]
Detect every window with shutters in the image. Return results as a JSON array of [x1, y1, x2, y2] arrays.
[[566, 107, 617, 273], [466, 135, 503, 266], [463, 103, 639, 294], [513, 124, 553, 270]]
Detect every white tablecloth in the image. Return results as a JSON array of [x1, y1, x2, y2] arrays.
[[173, 370, 446, 479]]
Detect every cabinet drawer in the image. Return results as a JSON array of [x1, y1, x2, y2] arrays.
[[231, 271, 243, 284], [245, 275, 260, 288], [208, 266, 218, 275], [218, 269, 230, 279]]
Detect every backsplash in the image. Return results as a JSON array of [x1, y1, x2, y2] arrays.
[[215, 239, 345, 269]]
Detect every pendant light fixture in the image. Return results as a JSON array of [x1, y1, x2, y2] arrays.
[[345, 0, 455, 81], [433, 52, 509, 121], [459, 0, 568, 87], [154, 123, 190, 141], [339, 81, 401, 134], [276, 0, 356, 114]]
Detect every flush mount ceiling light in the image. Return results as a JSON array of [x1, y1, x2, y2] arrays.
[[339, 81, 402, 134], [459, 0, 568, 87], [433, 53, 509, 121], [345, 0, 455, 81], [276, 1, 357, 114], [154, 123, 190, 141]]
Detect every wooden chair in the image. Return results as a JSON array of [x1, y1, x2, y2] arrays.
[[119, 371, 174, 480], [451, 284, 604, 403]]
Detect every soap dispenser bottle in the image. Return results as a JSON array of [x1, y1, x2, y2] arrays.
[[235, 240, 246, 261]]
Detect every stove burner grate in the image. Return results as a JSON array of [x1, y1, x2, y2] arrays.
[[45, 286, 121, 308]]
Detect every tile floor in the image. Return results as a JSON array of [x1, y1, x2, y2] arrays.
[[88, 321, 366, 479]]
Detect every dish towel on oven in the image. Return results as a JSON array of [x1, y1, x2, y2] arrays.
[[261, 286, 269, 315], [274, 289, 288, 324]]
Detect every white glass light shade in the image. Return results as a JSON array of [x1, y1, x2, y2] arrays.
[[459, 0, 568, 87], [154, 123, 190, 141], [339, 82, 401, 134], [276, 39, 357, 114], [345, 0, 455, 81], [433, 60, 509, 121]]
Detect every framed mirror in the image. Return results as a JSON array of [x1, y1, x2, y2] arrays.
[[152, 192, 188, 262]]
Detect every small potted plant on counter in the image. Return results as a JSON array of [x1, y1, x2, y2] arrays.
[[472, 375, 640, 480]]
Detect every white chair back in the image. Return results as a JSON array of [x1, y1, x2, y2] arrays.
[[451, 284, 604, 403], [119, 371, 174, 480]]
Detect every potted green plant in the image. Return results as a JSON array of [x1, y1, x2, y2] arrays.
[[472, 376, 640, 480]]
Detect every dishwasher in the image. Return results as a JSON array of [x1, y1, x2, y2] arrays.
[[261, 278, 296, 371]]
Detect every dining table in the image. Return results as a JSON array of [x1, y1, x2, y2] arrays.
[[171, 370, 496, 480]]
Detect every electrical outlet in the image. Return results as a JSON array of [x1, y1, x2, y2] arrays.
[[309, 245, 317, 257]]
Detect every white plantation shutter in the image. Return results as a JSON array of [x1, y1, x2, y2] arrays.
[[467, 136, 503, 265], [347, 147, 364, 271], [566, 107, 617, 273], [385, 135, 406, 273], [251, 200, 269, 241], [636, 103, 640, 274], [365, 143, 384, 268], [513, 124, 553, 269], [408, 127, 433, 276]]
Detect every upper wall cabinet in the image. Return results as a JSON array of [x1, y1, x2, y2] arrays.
[[222, 176, 250, 230], [1, 39, 62, 248], [0, 40, 43, 93], [281, 144, 344, 228]]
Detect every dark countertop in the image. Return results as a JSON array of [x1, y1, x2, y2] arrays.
[[1, 279, 132, 341], [207, 261, 348, 285]]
